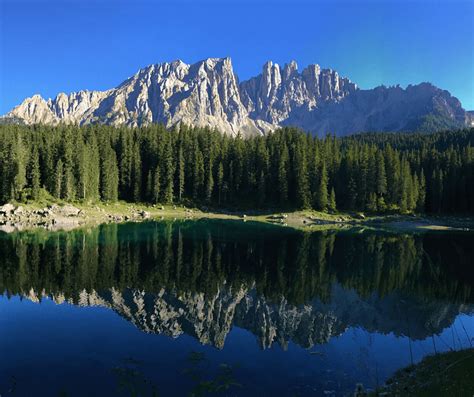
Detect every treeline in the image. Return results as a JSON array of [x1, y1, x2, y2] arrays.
[[0, 124, 473, 213]]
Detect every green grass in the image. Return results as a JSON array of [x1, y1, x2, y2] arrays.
[[3, 200, 473, 233], [371, 348, 474, 396]]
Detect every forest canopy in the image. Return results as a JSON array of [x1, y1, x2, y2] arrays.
[[0, 124, 473, 213]]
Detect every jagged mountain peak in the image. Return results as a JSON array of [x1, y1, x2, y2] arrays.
[[2, 57, 471, 136]]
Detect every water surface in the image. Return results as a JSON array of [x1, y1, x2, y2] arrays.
[[1, 220, 473, 396]]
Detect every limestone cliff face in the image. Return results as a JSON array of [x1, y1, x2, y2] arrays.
[[239, 60, 357, 125], [4, 58, 270, 136], [24, 283, 473, 350], [3, 58, 471, 136]]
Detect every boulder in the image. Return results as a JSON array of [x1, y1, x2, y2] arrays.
[[57, 205, 81, 217], [36, 208, 52, 217], [139, 210, 150, 219], [0, 203, 15, 215], [13, 206, 24, 215]]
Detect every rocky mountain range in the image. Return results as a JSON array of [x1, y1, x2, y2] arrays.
[[3, 58, 473, 136]]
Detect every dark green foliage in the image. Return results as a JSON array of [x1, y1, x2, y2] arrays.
[[0, 124, 472, 213], [28, 146, 41, 200], [100, 144, 119, 202], [328, 187, 337, 212]]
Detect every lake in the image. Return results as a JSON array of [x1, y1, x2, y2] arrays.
[[1, 220, 473, 396]]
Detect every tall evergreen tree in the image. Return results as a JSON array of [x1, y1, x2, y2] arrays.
[[100, 145, 119, 202], [176, 143, 185, 202], [54, 159, 63, 199], [328, 187, 337, 212], [294, 143, 310, 208], [131, 142, 142, 202], [278, 142, 289, 205], [315, 163, 328, 211], [162, 138, 175, 203], [29, 146, 41, 200]]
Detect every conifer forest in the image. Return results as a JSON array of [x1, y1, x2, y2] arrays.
[[0, 124, 473, 213]]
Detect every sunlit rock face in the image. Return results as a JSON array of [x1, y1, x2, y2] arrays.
[[239, 61, 357, 125], [3, 58, 270, 137], [2, 58, 471, 136]]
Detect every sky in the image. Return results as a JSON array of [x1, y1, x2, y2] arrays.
[[0, 0, 473, 115]]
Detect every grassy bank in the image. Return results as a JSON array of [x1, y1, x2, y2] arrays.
[[1, 200, 473, 233], [370, 348, 474, 396]]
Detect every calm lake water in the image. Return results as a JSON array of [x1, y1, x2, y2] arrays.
[[1, 220, 473, 396]]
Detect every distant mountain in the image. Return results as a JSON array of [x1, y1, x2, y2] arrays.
[[2, 58, 472, 136]]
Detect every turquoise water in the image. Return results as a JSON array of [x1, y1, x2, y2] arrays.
[[0, 220, 473, 396]]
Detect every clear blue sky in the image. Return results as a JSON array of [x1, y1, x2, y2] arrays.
[[1, 0, 473, 114]]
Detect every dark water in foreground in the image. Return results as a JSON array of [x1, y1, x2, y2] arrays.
[[1, 220, 473, 396]]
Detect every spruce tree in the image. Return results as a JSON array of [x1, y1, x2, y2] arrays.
[[217, 161, 224, 205], [152, 165, 161, 204], [54, 160, 63, 199], [278, 143, 289, 205], [12, 134, 27, 200], [131, 142, 142, 202], [193, 144, 204, 200], [328, 187, 337, 212], [100, 146, 119, 202], [29, 147, 41, 201], [162, 138, 175, 203], [376, 150, 387, 197], [417, 169, 426, 212], [315, 163, 328, 211], [294, 143, 310, 209], [177, 144, 185, 202]]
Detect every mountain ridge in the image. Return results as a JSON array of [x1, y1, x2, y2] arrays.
[[3, 57, 473, 136]]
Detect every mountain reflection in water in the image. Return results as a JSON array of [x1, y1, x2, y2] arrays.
[[1, 220, 473, 396]]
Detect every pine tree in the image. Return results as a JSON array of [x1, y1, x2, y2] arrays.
[[61, 130, 76, 201], [205, 154, 214, 203], [177, 144, 185, 202], [357, 146, 369, 209], [367, 192, 378, 212], [12, 134, 27, 200], [149, 165, 159, 204], [257, 170, 266, 206], [328, 187, 337, 212], [217, 161, 224, 205], [193, 144, 204, 200], [347, 177, 358, 209], [437, 169, 444, 213], [294, 143, 310, 209], [315, 162, 328, 211], [100, 145, 119, 202], [86, 133, 100, 201], [54, 159, 63, 199], [29, 147, 41, 200], [417, 169, 426, 212], [119, 132, 133, 200], [162, 138, 175, 203], [131, 142, 142, 202], [278, 143, 289, 205], [376, 150, 387, 197], [76, 139, 88, 200]]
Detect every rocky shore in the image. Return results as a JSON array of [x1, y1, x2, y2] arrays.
[[0, 203, 152, 233], [0, 202, 472, 234]]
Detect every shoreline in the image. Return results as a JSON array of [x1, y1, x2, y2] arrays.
[[369, 348, 474, 396], [0, 202, 473, 234]]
